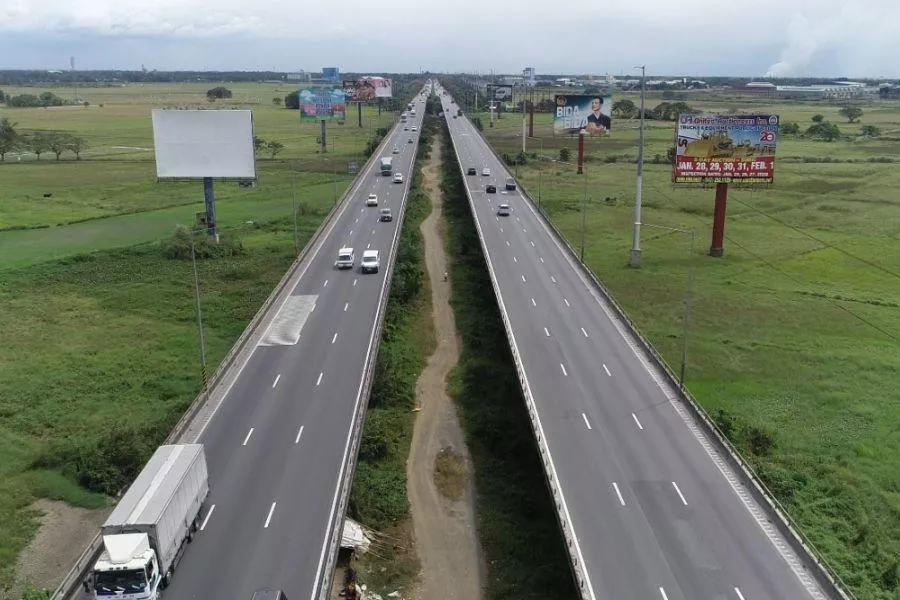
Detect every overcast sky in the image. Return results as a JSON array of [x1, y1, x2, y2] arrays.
[[1, 0, 898, 78]]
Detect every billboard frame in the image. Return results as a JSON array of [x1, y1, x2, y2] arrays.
[[671, 113, 779, 189], [552, 94, 613, 137]]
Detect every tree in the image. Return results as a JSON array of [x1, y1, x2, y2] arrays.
[[284, 90, 300, 109], [806, 121, 841, 142], [205, 86, 232, 101], [612, 99, 637, 119], [860, 124, 881, 137], [67, 135, 88, 159], [267, 141, 284, 158], [781, 122, 801, 135], [0, 117, 19, 161], [272, 97, 282, 106], [838, 106, 863, 123], [559, 147, 571, 162], [811, 114, 824, 123], [253, 136, 267, 154], [29, 132, 49, 160], [46, 133, 73, 161]]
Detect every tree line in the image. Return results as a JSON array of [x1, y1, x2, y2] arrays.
[[0, 90, 85, 108], [0, 118, 88, 161]]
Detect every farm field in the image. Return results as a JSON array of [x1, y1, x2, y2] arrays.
[[474, 95, 900, 599], [0, 80, 411, 594]]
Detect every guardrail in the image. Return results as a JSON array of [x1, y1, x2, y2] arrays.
[[441, 111, 593, 599], [453, 101, 853, 600], [50, 119, 401, 600], [314, 113, 427, 600]]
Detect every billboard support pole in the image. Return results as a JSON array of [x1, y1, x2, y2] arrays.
[[528, 96, 535, 138], [320, 120, 327, 153], [357, 102, 362, 128], [709, 183, 728, 257], [203, 177, 218, 242], [629, 65, 646, 268], [577, 130, 585, 175]]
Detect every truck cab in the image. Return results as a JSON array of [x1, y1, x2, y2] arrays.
[[91, 533, 162, 597]]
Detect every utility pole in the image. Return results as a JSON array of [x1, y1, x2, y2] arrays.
[[629, 65, 647, 268]]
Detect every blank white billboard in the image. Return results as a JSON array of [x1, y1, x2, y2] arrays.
[[152, 109, 256, 179]]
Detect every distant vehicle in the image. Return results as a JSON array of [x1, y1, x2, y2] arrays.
[[411, 125, 418, 132], [482, 167, 491, 176], [408, 137, 414, 144], [404, 125, 409, 131], [379, 207, 393, 222], [497, 203, 510, 216], [366, 193, 378, 207], [250, 591, 288, 600], [452, 115, 457, 119], [335, 247, 355, 269], [392, 146, 400, 154], [457, 108, 463, 116], [467, 167, 477, 175], [361, 250, 380, 274], [393, 172, 404, 184], [410, 109, 416, 116], [505, 177, 516, 191], [486, 184, 497, 194], [86, 444, 209, 600], [380, 157, 393, 176]]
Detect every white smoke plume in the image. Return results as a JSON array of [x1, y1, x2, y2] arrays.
[[765, 12, 842, 77]]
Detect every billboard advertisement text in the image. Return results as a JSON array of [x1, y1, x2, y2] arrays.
[[342, 77, 393, 101], [553, 94, 612, 136], [674, 114, 779, 185], [298, 88, 346, 121], [487, 84, 513, 102]]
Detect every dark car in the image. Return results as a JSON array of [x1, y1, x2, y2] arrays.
[[251, 591, 288, 600], [379, 207, 393, 222], [505, 177, 516, 191], [486, 184, 497, 193], [467, 167, 477, 175]]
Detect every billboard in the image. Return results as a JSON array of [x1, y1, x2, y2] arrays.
[[342, 76, 393, 101], [553, 94, 612, 136], [673, 114, 779, 185], [151, 109, 256, 179], [298, 87, 347, 121], [487, 84, 513, 102]]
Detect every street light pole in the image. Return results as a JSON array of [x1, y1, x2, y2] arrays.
[[630, 65, 647, 268], [190, 239, 208, 388], [580, 165, 588, 262], [526, 135, 544, 211], [642, 223, 695, 387]]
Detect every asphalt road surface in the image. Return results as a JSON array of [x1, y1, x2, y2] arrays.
[[80, 92, 428, 600], [438, 87, 827, 600]]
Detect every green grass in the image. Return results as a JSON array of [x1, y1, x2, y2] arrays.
[[440, 120, 577, 599], [476, 96, 900, 598], [347, 114, 440, 594]]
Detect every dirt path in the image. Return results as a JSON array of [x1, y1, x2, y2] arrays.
[[407, 136, 484, 599]]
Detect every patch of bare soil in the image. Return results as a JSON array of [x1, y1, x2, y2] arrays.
[[10, 499, 111, 599], [406, 135, 485, 600]]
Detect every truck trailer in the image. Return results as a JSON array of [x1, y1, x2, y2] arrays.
[[86, 444, 209, 600], [379, 156, 393, 176]]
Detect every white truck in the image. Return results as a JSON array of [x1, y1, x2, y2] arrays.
[[85, 444, 209, 600]]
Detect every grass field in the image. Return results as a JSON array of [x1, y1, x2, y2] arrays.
[[0, 80, 420, 595], [473, 95, 900, 598]]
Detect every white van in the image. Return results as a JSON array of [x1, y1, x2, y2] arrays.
[[335, 247, 355, 269], [360, 250, 380, 274]]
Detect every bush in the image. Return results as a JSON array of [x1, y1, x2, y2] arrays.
[[160, 226, 244, 261], [20, 585, 51, 600]]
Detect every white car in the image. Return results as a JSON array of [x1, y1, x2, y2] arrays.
[[335, 247, 355, 269], [497, 204, 510, 217], [360, 250, 380, 274], [411, 125, 418, 132], [481, 167, 491, 176], [393, 172, 403, 184], [392, 146, 400, 154], [366, 193, 378, 207]]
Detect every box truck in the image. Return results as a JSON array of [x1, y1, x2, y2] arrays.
[[379, 156, 393, 176], [85, 444, 209, 600]]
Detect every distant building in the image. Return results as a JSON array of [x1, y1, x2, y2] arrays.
[[286, 72, 311, 82], [322, 67, 340, 83], [730, 82, 776, 97], [523, 67, 536, 87], [775, 83, 866, 100]]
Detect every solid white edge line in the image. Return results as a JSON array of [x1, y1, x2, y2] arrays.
[[581, 413, 592, 430], [272, 374, 280, 388], [560, 363, 568, 377], [444, 118, 598, 599], [632, 413, 644, 430], [264, 502, 276, 528], [199, 504, 215, 531], [242, 428, 254, 446], [612, 482, 626, 506], [672, 481, 689, 506], [316, 372, 323, 386], [735, 588, 746, 600], [603, 364, 612, 376], [295, 426, 304, 444]]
